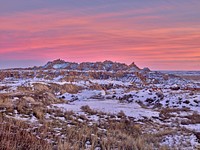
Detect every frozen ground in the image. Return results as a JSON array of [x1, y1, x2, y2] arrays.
[[0, 66, 200, 149], [53, 99, 160, 120]]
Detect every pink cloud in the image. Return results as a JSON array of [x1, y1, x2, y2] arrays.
[[0, 7, 199, 70]]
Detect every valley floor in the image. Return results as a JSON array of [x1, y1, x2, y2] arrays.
[[0, 69, 200, 149]]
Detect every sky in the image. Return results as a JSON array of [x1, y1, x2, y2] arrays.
[[0, 0, 200, 70]]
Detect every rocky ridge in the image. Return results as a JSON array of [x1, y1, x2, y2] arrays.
[[42, 59, 141, 71], [0, 59, 200, 149]]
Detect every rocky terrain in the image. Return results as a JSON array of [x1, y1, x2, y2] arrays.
[[0, 59, 200, 150]]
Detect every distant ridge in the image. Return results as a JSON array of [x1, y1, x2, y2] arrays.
[[40, 59, 144, 72]]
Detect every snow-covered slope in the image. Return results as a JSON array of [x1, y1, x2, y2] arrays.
[[0, 60, 200, 149]]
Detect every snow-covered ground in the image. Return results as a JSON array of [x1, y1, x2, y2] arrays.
[[0, 68, 200, 149], [53, 99, 159, 120]]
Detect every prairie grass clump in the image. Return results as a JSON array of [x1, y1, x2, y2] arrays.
[[0, 115, 52, 150]]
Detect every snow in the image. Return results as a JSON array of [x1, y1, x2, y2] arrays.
[[53, 99, 159, 120], [181, 124, 200, 132], [161, 133, 199, 150], [11, 114, 38, 123], [88, 115, 100, 122], [53, 75, 64, 81], [60, 90, 106, 101], [1, 68, 200, 149], [53, 63, 68, 69], [159, 89, 200, 112], [90, 79, 132, 86]]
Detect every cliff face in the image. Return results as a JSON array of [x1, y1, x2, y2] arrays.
[[41, 59, 141, 72]]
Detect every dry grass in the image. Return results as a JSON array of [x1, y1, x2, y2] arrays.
[[0, 81, 184, 149], [33, 107, 44, 120], [159, 108, 190, 120], [0, 115, 52, 150], [181, 112, 200, 125], [0, 101, 170, 150], [50, 83, 82, 94], [0, 87, 193, 150], [0, 95, 14, 113]]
